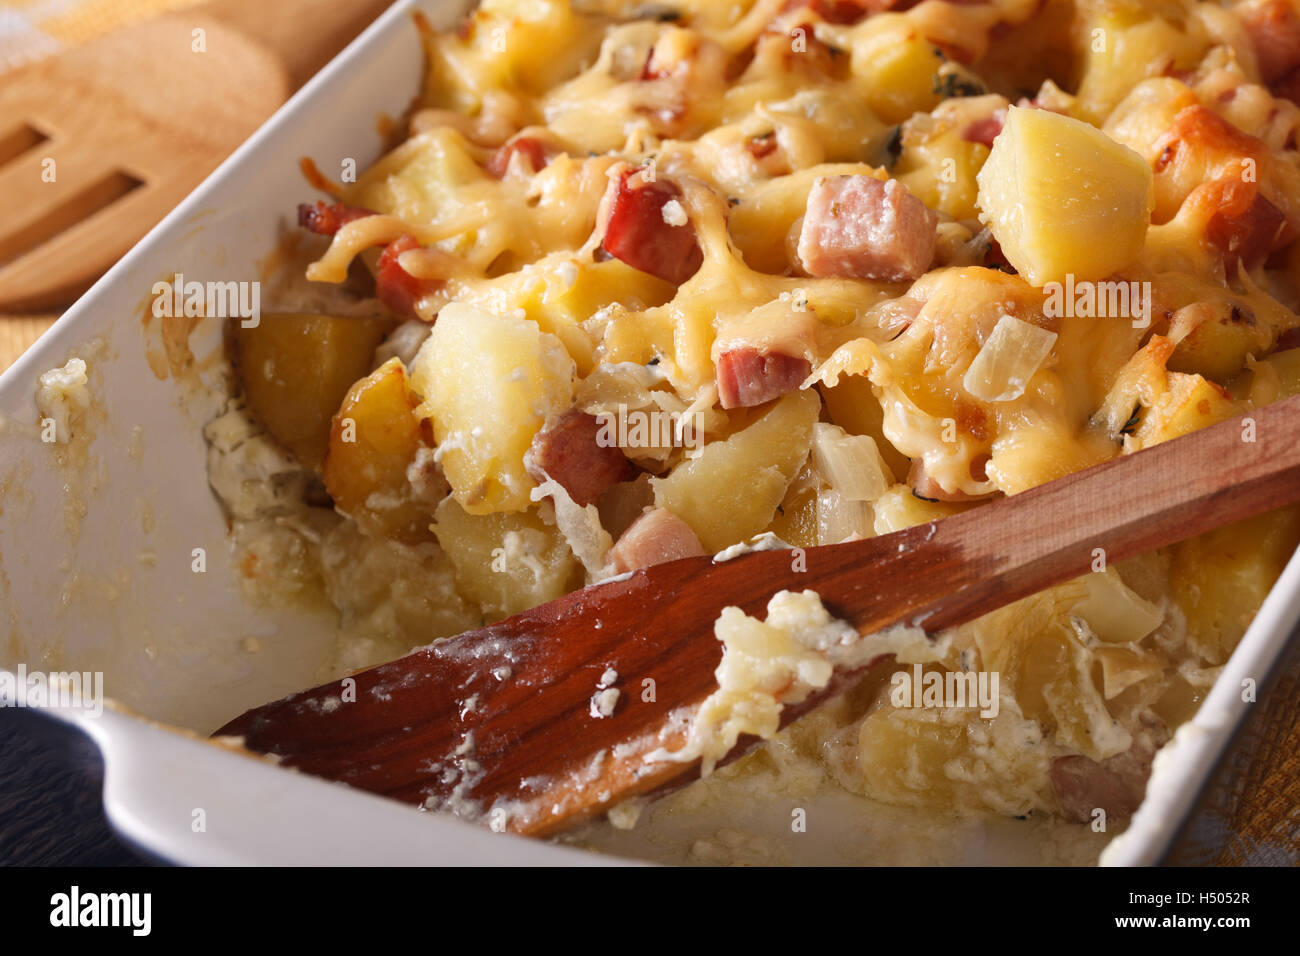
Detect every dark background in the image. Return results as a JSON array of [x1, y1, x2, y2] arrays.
[[0, 708, 156, 865]]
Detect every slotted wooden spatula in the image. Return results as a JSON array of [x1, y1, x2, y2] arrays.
[[217, 395, 1300, 837], [0, 0, 395, 312]]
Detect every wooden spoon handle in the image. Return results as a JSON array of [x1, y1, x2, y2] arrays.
[[216, 395, 1300, 836], [190, 0, 399, 89], [913, 395, 1300, 632]]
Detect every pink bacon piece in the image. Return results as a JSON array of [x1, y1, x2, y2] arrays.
[[296, 200, 375, 236], [1049, 735, 1160, 824], [608, 507, 706, 574], [375, 235, 440, 318], [796, 175, 938, 282], [962, 111, 1007, 148], [601, 169, 703, 285], [716, 348, 812, 409], [525, 409, 637, 507]]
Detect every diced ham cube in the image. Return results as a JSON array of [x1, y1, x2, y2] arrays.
[[716, 348, 811, 409], [1049, 739, 1158, 824], [797, 175, 938, 282], [524, 409, 637, 507], [375, 235, 439, 317], [608, 508, 705, 574], [296, 201, 374, 236], [601, 169, 703, 285], [1050, 756, 1144, 823]]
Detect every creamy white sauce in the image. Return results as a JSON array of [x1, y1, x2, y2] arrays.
[[711, 532, 792, 563], [35, 357, 90, 444]]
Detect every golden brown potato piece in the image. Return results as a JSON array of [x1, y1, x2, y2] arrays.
[[323, 358, 439, 543], [432, 496, 580, 622], [236, 313, 389, 468], [652, 390, 819, 552]]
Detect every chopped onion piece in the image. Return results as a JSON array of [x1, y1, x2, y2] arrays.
[[530, 472, 613, 578], [1071, 567, 1164, 644], [811, 423, 894, 502], [962, 314, 1058, 403], [816, 488, 873, 545]]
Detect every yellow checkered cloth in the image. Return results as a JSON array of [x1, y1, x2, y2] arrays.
[[0, 0, 202, 73]]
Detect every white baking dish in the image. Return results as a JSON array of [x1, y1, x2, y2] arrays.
[[1, 0, 1296, 866]]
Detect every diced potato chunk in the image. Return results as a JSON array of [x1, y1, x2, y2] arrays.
[[767, 486, 819, 548], [433, 495, 579, 621], [323, 358, 436, 542], [870, 483, 973, 534], [853, 694, 1052, 815], [849, 19, 944, 125], [970, 585, 1131, 760], [467, 0, 594, 95], [1243, 347, 1300, 404], [1130, 372, 1236, 448], [896, 122, 989, 221], [1171, 508, 1300, 664], [1168, 301, 1273, 385], [1273, 348, 1300, 394], [411, 302, 574, 514], [652, 390, 819, 552], [235, 313, 388, 468], [976, 107, 1154, 286]]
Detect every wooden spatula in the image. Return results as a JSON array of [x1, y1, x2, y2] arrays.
[[0, 0, 395, 312], [217, 394, 1300, 836]]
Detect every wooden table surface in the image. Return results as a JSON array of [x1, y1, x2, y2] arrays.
[[0, 317, 58, 371], [0, 1, 1296, 867]]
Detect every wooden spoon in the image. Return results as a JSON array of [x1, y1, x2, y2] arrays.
[[0, 0, 395, 312], [216, 394, 1300, 836]]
